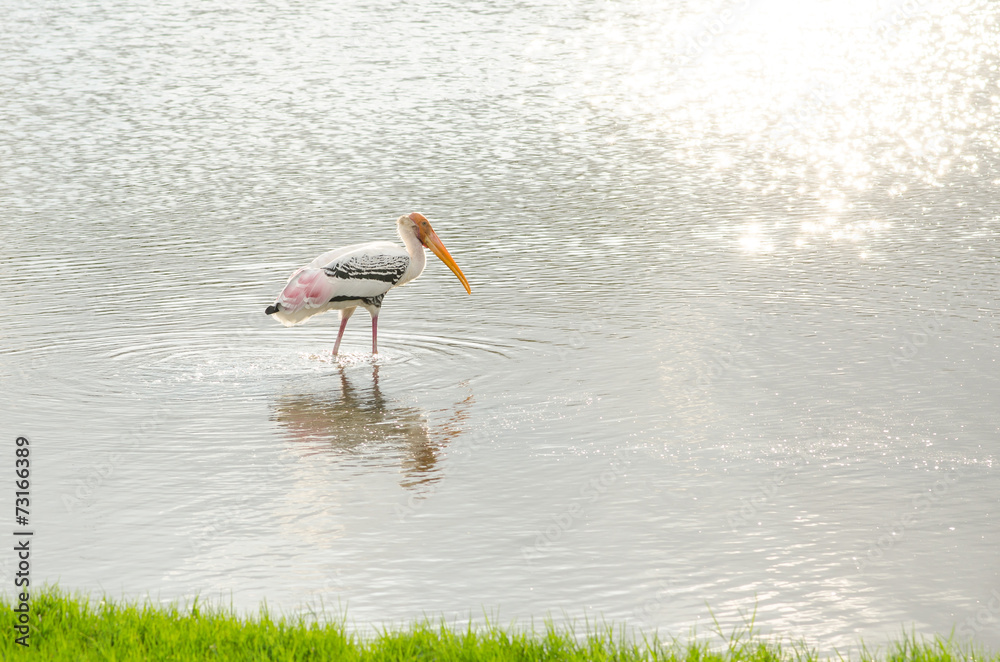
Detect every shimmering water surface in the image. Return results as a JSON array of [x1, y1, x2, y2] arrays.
[[2, 0, 999, 652]]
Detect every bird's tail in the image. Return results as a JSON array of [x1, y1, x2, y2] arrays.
[[265, 266, 337, 326]]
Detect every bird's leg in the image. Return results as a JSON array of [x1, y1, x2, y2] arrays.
[[360, 301, 382, 355], [333, 307, 356, 356], [333, 317, 350, 356]]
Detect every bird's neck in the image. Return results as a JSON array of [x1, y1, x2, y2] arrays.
[[398, 226, 426, 286]]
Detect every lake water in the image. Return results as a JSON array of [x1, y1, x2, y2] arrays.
[[2, 0, 998, 653]]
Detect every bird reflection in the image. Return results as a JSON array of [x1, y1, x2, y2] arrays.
[[271, 364, 472, 489]]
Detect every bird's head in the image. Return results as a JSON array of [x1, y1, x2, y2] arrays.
[[398, 212, 472, 294]]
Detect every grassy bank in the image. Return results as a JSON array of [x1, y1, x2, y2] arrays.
[[0, 587, 995, 661]]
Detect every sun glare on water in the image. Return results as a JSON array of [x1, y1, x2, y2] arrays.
[[524, 0, 998, 253]]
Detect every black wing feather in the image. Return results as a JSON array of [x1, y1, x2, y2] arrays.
[[323, 254, 409, 284]]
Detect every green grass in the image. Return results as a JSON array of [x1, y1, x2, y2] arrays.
[[0, 586, 995, 661]]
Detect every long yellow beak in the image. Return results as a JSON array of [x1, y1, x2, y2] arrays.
[[424, 230, 472, 294]]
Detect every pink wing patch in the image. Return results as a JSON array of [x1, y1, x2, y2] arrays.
[[277, 267, 335, 312]]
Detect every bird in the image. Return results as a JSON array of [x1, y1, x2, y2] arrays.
[[265, 212, 471, 355]]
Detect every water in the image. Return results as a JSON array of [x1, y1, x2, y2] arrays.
[[2, 0, 998, 652]]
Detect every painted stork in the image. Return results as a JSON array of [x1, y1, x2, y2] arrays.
[[264, 212, 471, 355]]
